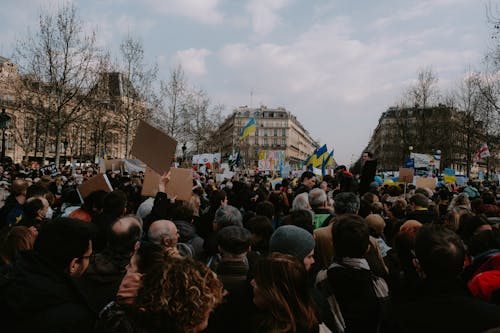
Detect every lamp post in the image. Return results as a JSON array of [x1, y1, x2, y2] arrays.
[[0, 108, 12, 166], [63, 139, 69, 164], [182, 143, 187, 167]]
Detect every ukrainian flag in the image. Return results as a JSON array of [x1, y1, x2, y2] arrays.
[[323, 150, 334, 168], [239, 118, 256, 140], [305, 147, 318, 167], [313, 144, 328, 168]]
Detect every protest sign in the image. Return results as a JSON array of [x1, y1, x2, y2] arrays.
[[76, 174, 113, 202], [165, 168, 193, 202], [416, 177, 437, 189], [141, 167, 161, 197], [399, 168, 415, 184]]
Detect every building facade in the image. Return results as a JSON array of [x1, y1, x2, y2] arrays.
[[0, 56, 144, 164], [217, 106, 318, 169], [365, 105, 499, 175]]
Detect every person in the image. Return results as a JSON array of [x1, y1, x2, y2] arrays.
[[395, 225, 500, 333], [148, 219, 193, 257], [404, 193, 437, 224], [314, 192, 360, 269], [251, 253, 325, 333], [78, 215, 142, 313], [0, 225, 36, 269], [96, 242, 224, 333], [359, 151, 377, 195], [322, 214, 390, 333], [309, 188, 335, 229], [92, 190, 128, 252], [0, 179, 29, 227], [334, 165, 357, 193], [269, 225, 316, 271], [0, 218, 95, 333], [19, 196, 50, 230], [294, 171, 316, 196]]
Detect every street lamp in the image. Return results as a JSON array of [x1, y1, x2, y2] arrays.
[[63, 139, 69, 162], [182, 143, 187, 166], [0, 108, 12, 166]]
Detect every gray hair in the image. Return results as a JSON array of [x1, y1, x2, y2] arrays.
[[334, 192, 360, 214], [214, 205, 243, 229], [309, 188, 327, 209], [292, 193, 311, 211], [147, 220, 176, 245]]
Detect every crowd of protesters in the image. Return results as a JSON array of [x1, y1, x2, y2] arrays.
[[0, 155, 499, 333]]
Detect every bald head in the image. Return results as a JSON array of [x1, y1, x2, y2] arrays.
[[108, 215, 143, 254], [12, 179, 29, 198], [365, 214, 385, 238], [148, 219, 179, 249]]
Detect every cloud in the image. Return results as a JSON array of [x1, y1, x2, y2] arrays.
[[143, 0, 223, 24], [246, 0, 291, 35], [172, 48, 211, 76]]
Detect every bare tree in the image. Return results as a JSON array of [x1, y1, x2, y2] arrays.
[[114, 34, 158, 158], [13, 3, 103, 166]]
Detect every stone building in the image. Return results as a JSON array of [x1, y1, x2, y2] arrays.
[[216, 105, 318, 169]]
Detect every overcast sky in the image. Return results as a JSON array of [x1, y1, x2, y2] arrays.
[[0, 0, 495, 165]]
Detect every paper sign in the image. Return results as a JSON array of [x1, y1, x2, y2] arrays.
[[444, 175, 456, 184], [99, 159, 124, 174], [399, 168, 414, 184], [141, 167, 161, 197], [76, 174, 113, 202], [165, 168, 193, 202], [130, 120, 177, 175], [416, 177, 437, 189], [40, 163, 58, 176]]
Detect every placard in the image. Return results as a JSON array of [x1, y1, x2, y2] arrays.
[[130, 120, 177, 175], [399, 168, 415, 184], [76, 174, 113, 202], [165, 168, 193, 202], [141, 167, 161, 197], [416, 177, 437, 189], [99, 159, 124, 174]]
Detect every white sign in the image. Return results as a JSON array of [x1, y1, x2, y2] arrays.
[[411, 153, 441, 170], [192, 153, 221, 165]]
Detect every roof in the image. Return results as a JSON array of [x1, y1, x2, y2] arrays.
[[0, 56, 10, 64]]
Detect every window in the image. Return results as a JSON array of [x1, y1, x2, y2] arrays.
[[282, 138, 286, 146], [274, 129, 278, 136], [282, 128, 286, 136]]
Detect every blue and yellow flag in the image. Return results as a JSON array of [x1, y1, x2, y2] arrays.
[[239, 118, 256, 140], [323, 150, 334, 168], [313, 144, 328, 168], [304, 147, 318, 167]]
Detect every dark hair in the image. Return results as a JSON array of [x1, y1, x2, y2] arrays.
[[481, 191, 495, 205], [300, 171, 315, 182], [102, 190, 127, 217], [34, 218, 93, 271], [0, 226, 35, 265], [245, 215, 273, 254], [11, 179, 29, 196], [334, 192, 360, 214], [107, 216, 143, 254], [457, 214, 490, 244], [209, 190, 227, 210], [415, 225, 465, 280], [332, 214, 369, 259], [26, 184, 50, 200], [282, 209, 314, 234], [410, 193, 429, 208], [256, 200, 275, 220], [82, 190, 107, 213], [23, 198, 45, 220], [217, 226, 251, 255], [363, 151, 373, 159]]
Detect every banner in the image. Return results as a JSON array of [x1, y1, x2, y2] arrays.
[[410, 153, 441, 170], [192, 153, 221, 165], [258, 150, 285, 171]]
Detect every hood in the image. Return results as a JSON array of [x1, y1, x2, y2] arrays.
[[173, 219, 197, 241], [3, 251, 86, 313]]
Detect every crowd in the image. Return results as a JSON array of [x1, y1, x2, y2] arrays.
[[0, 153, 499, 333]]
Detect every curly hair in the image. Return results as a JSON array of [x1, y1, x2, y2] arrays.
[[253, 253, 319, 333], [136, 255, 223, 333]]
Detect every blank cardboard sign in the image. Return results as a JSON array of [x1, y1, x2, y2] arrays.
[[130, 120, 177, 175], [77, 174, 113, 202], [416, 177, 437, 189], [141, 167, 161, 197], [165, 168, 193, 202], [398, 168, 414, 184]]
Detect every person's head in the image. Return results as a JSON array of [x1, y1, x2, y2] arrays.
[[217, 226, 251, 259], [251, 253, 318, 332], [24, 196, 50, 222], [136, 255, 224, 333], [449, 193, 471, 211], [209, 189, 227, 209], [300, 171, 316, 188], [269, 225, 315, 270], [309, 188, 327, 209], [362, 151, 373, 161], [213, 205, 242, 231], [415, 225, 465, 281], [388, 198, 407, 219], [12, 179, 29, 198], [185, 194, 201, 217], [244, 216, 274, 253], [410, 193, 429, 209], [282, 209, 314, 234], [107, 215, 143, 255], [255, 200, 275, 220], [0, 225, 36, 265], [332, 214, 370, 259], [292, 192, 311, 211], [333, 192, 360, 215], [34, 218, 93, 277], [102, 190, 128, 217], [82, 190, 107, 215], [457, 214, 492, 246], [365, 214, 385, 238], [148, 220, 180, 249]]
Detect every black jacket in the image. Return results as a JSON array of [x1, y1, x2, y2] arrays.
[[0, 251, 95, 333]]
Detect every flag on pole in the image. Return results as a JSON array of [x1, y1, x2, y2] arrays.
[[304, 147, 318, 167], [239, 118, 256, 140], [477, 143, 491, 159], [313, 144, 328, 168]]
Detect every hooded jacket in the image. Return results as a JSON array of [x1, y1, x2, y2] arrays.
[[0, 251, 95, 333]]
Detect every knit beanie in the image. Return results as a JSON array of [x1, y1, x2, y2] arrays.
[[269, 225, 315, 261]]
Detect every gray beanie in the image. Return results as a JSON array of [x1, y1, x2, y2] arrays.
[[269, 225, 315, 261]]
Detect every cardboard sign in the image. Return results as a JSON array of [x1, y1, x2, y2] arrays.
[[165, 168, 193, 202], [399, 168, 414, 184], [40, 163, 58, 176], [76, 174, 113, 202], [416, 177, 437, 189], [141, 167, 161, 197], [130, 120, 177, 175], [99, 159, 124, 174]]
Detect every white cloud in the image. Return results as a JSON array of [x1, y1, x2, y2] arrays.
[[143, 0, 223, 24], [246, 0, 291, 35], [172, 48, 211, 76]]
